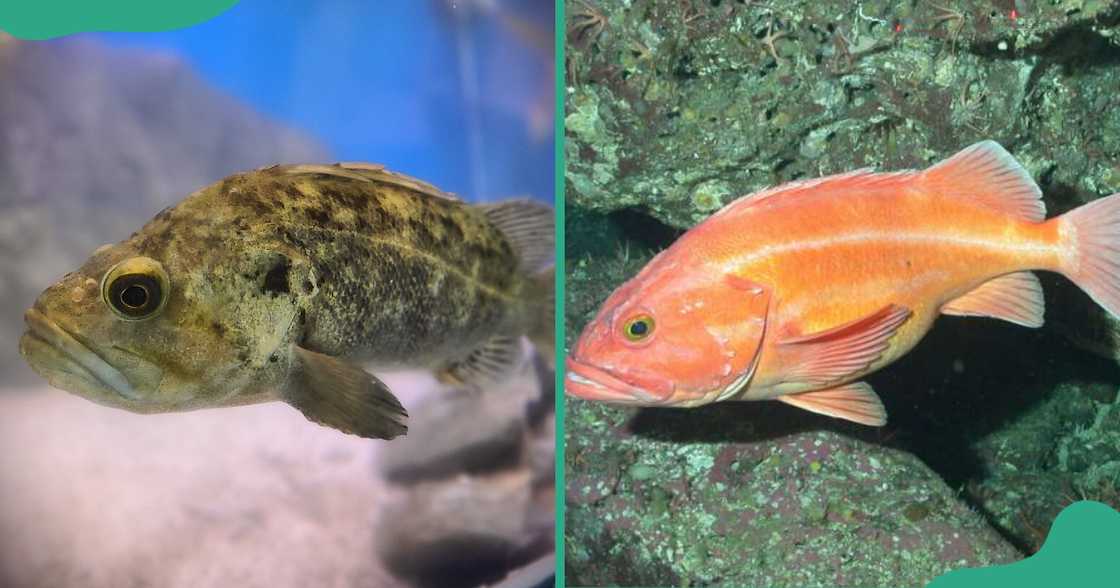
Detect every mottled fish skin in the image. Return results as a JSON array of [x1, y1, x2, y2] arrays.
[[20, 163, 552, 438], [151, 165, 530, 365]]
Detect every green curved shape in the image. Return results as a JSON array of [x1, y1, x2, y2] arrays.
[[928, 500, 1120, 588], [0, 0, 239, 41]]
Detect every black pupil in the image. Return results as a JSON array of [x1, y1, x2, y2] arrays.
[[108, 273, 161, 317], [629, 320, 649, 337], [120, 285, 148, 308]]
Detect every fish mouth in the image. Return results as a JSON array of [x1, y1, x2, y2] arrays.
[[20, 308, 139, 401], [564, 356, 674, 405]]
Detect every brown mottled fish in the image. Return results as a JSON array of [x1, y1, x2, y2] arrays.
[[20, 163, 554, 440]]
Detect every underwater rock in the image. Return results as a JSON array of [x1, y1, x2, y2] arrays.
[[967, 382, 1120, 553], [0, 38, 325, 383], [564, 0, 1120, 229], [375, 470, 553, 588], [377, 359, 540, 483], [565, 400, 1021, 587], [377, 387, 529, 482], [374, 358, 555, 588]]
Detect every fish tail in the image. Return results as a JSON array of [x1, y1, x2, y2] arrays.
[[526, 266, 555, 365], [1059, 193, 1120, 318]]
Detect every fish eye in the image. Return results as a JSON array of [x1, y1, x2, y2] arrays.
[[101, 257, 169, 320], [622, 314, 655, 342]]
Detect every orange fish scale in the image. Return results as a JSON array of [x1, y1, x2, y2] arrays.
[[687, 174, 1060, 396]]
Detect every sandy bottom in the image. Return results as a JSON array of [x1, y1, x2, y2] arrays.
[[0, 384, 418, 588]]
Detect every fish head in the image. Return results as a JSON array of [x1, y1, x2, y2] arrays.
[[566, 254, 770, 407], [20, 228, 311, 413]]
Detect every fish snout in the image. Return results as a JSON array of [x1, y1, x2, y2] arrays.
[[23, 307, 55, 341]]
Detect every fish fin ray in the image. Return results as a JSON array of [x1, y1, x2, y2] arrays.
[[920, 140, 1045, 222], [777, 382, 887, 426], [479, 198, 555, 273], [1060, 192, 1120, 318], [779, 304, 912, 387], [271, 163, 461, 201], [437, 334, 523, 388], [942, 271, 1045, 327], [285, 346, 408, 440], [727, 168, 916, 213]]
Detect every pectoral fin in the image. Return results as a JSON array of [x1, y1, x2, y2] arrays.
[[777, 381, 887, 426], [779, 304, 911, 387], [437, 334, 522, 388], [941, 271, 1044, 327], [285, 346, 408, 440]]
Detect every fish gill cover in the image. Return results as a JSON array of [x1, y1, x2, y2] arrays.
[[0, 0, 239, 40], [564, 0, 1120, 586]]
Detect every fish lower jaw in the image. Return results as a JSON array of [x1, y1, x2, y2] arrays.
[[20, 329, 113, 403], [22, 309, 139, 401], [563, 362, 664, 404]]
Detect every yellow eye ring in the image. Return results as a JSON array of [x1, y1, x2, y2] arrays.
[[622, 314, 655, 342], [101, 257, 170, 321]]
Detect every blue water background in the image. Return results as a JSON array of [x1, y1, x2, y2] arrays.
[[92, 0, 554, 203]]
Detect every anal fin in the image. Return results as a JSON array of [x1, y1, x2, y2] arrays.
[[941, 271, 1044, 328], [286, 346, 408, 440], [779, 304, 911, 387], [777, 382, 887, 426], [437, 334, 523, 388]]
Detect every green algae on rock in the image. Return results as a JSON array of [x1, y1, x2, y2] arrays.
[[565, 400, 1020, 586], [564, 0, 1120, 584], [565, 0, 1120, 229]]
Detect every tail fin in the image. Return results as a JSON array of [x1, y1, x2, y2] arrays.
[[527, 266, 555, 366], [1060, 193, 1120, 318]]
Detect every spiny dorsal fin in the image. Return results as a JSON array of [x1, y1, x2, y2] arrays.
[[270, 163, 461, 201], [942, 271, 1045, 328], [479, 198, 554, 273], [777, 381, 887, 426], [437, 335, 523, 388], [779, 304, 912, 387], [920, 140, 1045, 222], [713, 168, 917, 219]]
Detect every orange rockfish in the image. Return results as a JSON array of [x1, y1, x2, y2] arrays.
[[566, 141, 1120, 425]]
